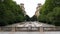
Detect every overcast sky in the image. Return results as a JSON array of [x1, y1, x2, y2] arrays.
[[13, 0, 45, 17]]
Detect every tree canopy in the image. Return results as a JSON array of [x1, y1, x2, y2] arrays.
[[38, 0, 60, 26], [0, 0, 25, 26]]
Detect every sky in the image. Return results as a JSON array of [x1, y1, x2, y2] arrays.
[[13, 0, 45, 17]]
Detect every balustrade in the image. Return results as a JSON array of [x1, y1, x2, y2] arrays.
[[0, 27, 60, 32]]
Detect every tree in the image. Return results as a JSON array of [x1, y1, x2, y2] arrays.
[[0, 0, 25, 26], [47, 7, 60, 26], [25, 15, 30, 21], [31, 15, 37, 21], [38, 0, 60, 26], [40, 0, 60, 15]]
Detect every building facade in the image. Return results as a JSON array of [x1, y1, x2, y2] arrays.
[[35, 3, 42, 18], [20, 3, 26, 16]]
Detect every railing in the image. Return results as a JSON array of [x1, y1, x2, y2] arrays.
[[0, 27, 40, 32], [0, 27, 60, 32], [43, 27, 60, 31]]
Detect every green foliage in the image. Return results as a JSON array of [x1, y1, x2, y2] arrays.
[[47, 7, 60, 26], [40, 0, 60, 15], [25, 15, 30, 21], [0, 0, 25, 26], [38, 15, 47, 23], [31, 15, 37, 21], [38, 0, 60, 26], [25, 15, 37, 21]]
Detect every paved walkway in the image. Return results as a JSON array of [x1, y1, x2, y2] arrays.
[[5, 21, 55, 27], [1, 21, 55, 32], [0, 32, 60, 34]]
